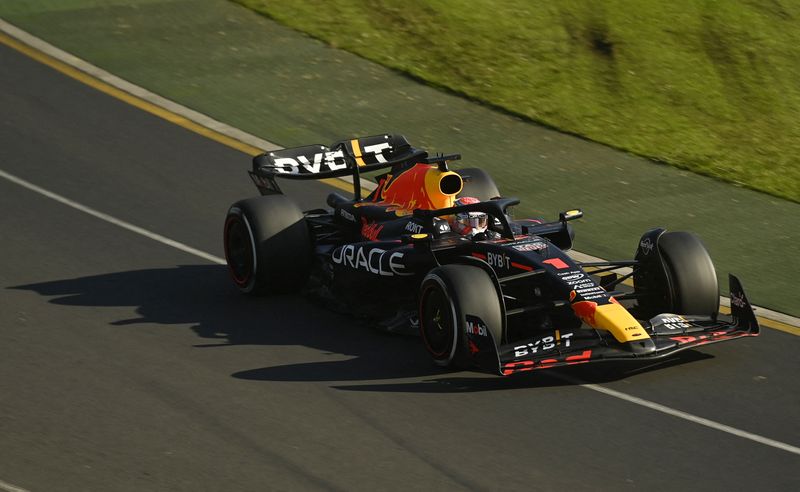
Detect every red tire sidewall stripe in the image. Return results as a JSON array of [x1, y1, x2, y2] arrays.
[[224, 214, 253, 288]]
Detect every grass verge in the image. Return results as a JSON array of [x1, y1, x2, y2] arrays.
[[235, 0, 800, 203]]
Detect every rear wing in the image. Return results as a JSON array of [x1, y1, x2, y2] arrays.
[[249, 134, 427, 198]]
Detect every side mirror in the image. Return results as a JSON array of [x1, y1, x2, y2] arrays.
[[559, 209, 583, 222]]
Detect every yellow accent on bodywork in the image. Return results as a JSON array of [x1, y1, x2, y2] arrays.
[[422, 168, 461, 209], [592, 303, 650, 343], [350, 139, 366, 167]]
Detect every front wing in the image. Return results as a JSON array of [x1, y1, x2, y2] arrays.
[[489, 275, 760, 376]]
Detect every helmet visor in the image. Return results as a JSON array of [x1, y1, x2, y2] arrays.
[[456, 211, 488, 232]]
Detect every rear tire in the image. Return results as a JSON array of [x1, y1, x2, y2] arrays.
[[418, 264, 503, 369], [223, 195, 311, 295], [456, 168, 500, 201]]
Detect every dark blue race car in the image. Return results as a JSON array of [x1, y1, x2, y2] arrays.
[[223, 134, 759, 375]]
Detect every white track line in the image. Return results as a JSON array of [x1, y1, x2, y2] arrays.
[[553, 373, 800, 456], [1, 16, 797, 328], [0, 169, 225, 265], [2, 168, 799, 457], [0, 478, 31, 492]]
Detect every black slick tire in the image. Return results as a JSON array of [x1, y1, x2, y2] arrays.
[[657, 231, 719, 317], [456, 168, 500, 201], [223, 195, 311, 295], [418, 264, 503, 369]]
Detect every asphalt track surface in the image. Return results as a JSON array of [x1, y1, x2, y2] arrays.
[[1, 43, 798, 491]]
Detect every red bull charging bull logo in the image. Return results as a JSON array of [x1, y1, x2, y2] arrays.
[[572, 300, 598, 326], [371, 163, 462, 214]]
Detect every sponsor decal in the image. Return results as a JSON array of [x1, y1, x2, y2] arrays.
[[559, 269, 607, 300], [404, 221, 424, 234], [560, 272, 600, 288], [359, 142, 392, 163], [465, 317, 489, 337], [513, 331, 573, 357], [656, 315, 691, 331], [434, 218, 451, 233], [473, 252, 532, 272], [575, 285, 605, 296], [512, 241, 547, 252], [567, 289, 605, 301], [361, 219, 384, 241], [331, 245, 411, 276], [556, 270, 588, 285], [486, 251, 511, 270], [640, 237, 655, 255], [338, 208, 356, 222], [271, 149, 347, 174], [270, 142, 391, 175], [543, 258, 569, 269], [730, 292, 747, 309]]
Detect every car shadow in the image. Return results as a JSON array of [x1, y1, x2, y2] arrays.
[[11, 264, 713, 392], [328, 350, 714, 393]]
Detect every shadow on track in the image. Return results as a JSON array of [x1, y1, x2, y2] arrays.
[[329, 350, 713, 393], [11, 264, 713, 391]]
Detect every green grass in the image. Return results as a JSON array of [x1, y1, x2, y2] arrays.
[[234, 0, 800, 203]]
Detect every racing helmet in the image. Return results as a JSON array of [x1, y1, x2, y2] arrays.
[[453, 196, 488, 236]]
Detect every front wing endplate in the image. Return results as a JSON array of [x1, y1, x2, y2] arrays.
[[497, 275, 759, 376]]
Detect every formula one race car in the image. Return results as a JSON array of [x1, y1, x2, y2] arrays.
[[223, 134, 759, 375]]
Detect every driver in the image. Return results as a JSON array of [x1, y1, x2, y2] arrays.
[[451, 196, 489, 237]]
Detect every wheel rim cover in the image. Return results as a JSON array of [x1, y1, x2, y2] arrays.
[[420, 286, 454, 358], [224, 216, 254, 286]]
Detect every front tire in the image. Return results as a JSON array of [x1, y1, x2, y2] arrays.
[[223, 195, 311, 295], [634, 231, 719, 318], [659, 232, 719, 317], [418, 264, 503, 369]]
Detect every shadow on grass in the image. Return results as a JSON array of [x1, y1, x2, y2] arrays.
[[11, 264, 712, 392]]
